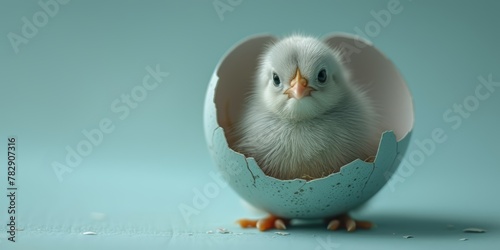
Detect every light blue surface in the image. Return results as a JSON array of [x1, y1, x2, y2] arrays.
[[1, 0, 499, 249]]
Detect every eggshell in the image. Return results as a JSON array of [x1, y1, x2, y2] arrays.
[[204, 34, 414, 219]]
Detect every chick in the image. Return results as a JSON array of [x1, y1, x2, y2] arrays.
[[233, 35, 379, 180], [232, 34, 380, 231]]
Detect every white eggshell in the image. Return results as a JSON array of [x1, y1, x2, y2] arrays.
[[204, 34, 414, 219]]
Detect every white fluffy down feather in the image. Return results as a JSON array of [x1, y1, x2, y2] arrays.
[[232, 35, 380, 180]]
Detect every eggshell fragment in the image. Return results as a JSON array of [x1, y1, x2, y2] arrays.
[[204, 34, 414, 219], [463, 228, 486, 233]]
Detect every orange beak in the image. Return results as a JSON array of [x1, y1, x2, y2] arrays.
[[284, 68, 312, 99]]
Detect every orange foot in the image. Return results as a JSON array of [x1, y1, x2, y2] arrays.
[[237, 215, 290, 231], [326, 214, 372, 232]]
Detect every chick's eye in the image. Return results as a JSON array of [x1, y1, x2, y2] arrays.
[[272, 73, 281, 87], [317, 69, 327, 83]]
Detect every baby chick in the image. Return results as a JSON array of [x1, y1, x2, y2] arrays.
[[232, 34, 380, 232], [233, 34, 380, 180]]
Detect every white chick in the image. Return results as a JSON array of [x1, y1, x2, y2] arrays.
[[233, 34, 380, 181]]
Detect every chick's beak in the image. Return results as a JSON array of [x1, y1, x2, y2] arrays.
[[284, 68, 312, 99]]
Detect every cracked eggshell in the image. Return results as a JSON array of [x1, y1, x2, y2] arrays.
[[204, 34, 414, 219]]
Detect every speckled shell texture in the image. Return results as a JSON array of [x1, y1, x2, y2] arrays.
[[204, 34, 414, 219]]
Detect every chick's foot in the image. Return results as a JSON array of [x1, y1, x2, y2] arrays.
[[237, 215, 289, 231], [326, 214, 372, 232]]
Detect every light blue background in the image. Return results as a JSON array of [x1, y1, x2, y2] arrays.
[[1, 0, 499, 249]]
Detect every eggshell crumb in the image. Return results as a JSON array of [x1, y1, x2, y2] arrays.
[[275, 232, 290, 236], [217, 228, 231, 234], [463, 228, 486, 233]]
